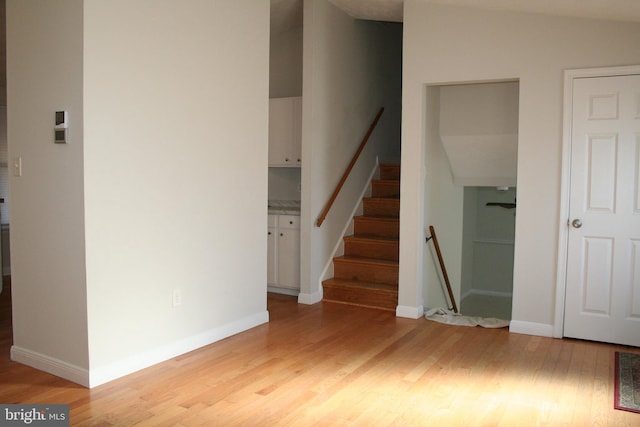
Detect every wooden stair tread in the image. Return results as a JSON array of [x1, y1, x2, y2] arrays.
[[353, 234, 397, 239], [323, 278, 398, 292], [362, 197, 400, 218], [343, 235, 398, 243], [333, 255, 399, 266], [354, 216, 399, 222], [363, 197, 400, 203]]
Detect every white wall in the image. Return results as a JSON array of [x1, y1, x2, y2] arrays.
[[83, 0, 270, 386], [440, 82, 519, 187], [300, 0, 402, 303], [0, 1, 8, 282], [0, 0, 5, 107], [7, 0, 89, 379], [401, 1, 640, 334], [8, 0, 270, 387], [269, 22, 302, 202], [0, 107, 8, 225], [270, 26, 303, 98]]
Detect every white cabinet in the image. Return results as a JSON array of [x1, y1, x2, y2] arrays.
[[276, 215, 300, 289], [267, 214, 300, 290], [267, 215, 278, 286], [269, 97, 301, 167]]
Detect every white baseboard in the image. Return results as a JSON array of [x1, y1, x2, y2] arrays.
[[14, 313, 275, 389], [396, 304, 424, 319], [298, 289, 322, 305], [267, 286, 299, 297], [509, 320, 554, 338], [11, 346, 90, 387], [86, 310, 269, 388]]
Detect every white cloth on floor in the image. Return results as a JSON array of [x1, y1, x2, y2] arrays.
[[424, 307, 510, 328]]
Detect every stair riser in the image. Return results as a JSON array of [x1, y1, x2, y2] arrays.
[[379, 165, 400, 181], [323, 284, 397, 311], [353, 218, 399, 238], [344, 240, 399, 261], [333, 261, 398, 285], [363, 199, 400, 218], [372, 181, 400, 198]]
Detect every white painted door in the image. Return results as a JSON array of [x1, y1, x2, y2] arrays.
[[268, 97, 302, 167], [564, 74, 640, 347]]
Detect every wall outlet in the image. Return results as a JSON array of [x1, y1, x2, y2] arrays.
[[172, 288, 182, 308]]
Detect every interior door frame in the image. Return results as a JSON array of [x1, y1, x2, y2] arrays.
[[554, 64, 640, 338]]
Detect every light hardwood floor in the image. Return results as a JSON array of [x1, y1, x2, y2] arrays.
[[1, 279, 638, 426]]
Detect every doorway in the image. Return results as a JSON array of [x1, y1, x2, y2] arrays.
[[425, 80, 519, 319]]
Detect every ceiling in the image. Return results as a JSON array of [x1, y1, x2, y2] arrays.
[[271, 0, 640, 34]]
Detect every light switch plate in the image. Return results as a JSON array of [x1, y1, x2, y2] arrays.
[[13, 157, 22, 177]]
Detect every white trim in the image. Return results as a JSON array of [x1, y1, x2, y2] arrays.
[[396, 304, 425, 319], [88, 310, 268, 388], [298, 290, 322, 305], [11, 346, 90, 387], [555, 64, 640, 339], [267, 286, 300, 297], [509, 320, 554, 337]]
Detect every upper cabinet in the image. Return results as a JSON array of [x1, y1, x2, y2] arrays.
[[269, 97, 301, 167]]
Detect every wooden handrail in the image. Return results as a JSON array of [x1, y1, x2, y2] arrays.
[[316, 107, 384, 227], [426, 225, 458, 313]]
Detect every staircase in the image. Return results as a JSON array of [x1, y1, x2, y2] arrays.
[[322, 164, 400, 311]]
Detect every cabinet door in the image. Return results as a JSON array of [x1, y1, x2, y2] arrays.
[[267, 225, 277, 286], [268, 97, 302, 167], [269, 98, 294, 166], [278, 228, 300, 289], [277, 215, 300, 289], [291, 96, 302, 166]]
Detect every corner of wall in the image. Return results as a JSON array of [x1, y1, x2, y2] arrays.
[[509, 320, 554, 338], [396, 304, 424, 319], [11, 346, 90, 388]]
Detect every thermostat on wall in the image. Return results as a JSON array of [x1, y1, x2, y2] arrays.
[[55, 111, 68, 128], [55, 111, 68, 144]]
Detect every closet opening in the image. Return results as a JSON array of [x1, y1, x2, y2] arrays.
[[425, 79, 519, 320]]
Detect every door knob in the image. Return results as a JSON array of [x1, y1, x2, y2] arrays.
[[571, 219, 582, 228]]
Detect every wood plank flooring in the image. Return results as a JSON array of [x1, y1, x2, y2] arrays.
[[1, 278, 639, 426]]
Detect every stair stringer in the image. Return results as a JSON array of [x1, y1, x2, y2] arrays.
[[318, 158, 380, 291]]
